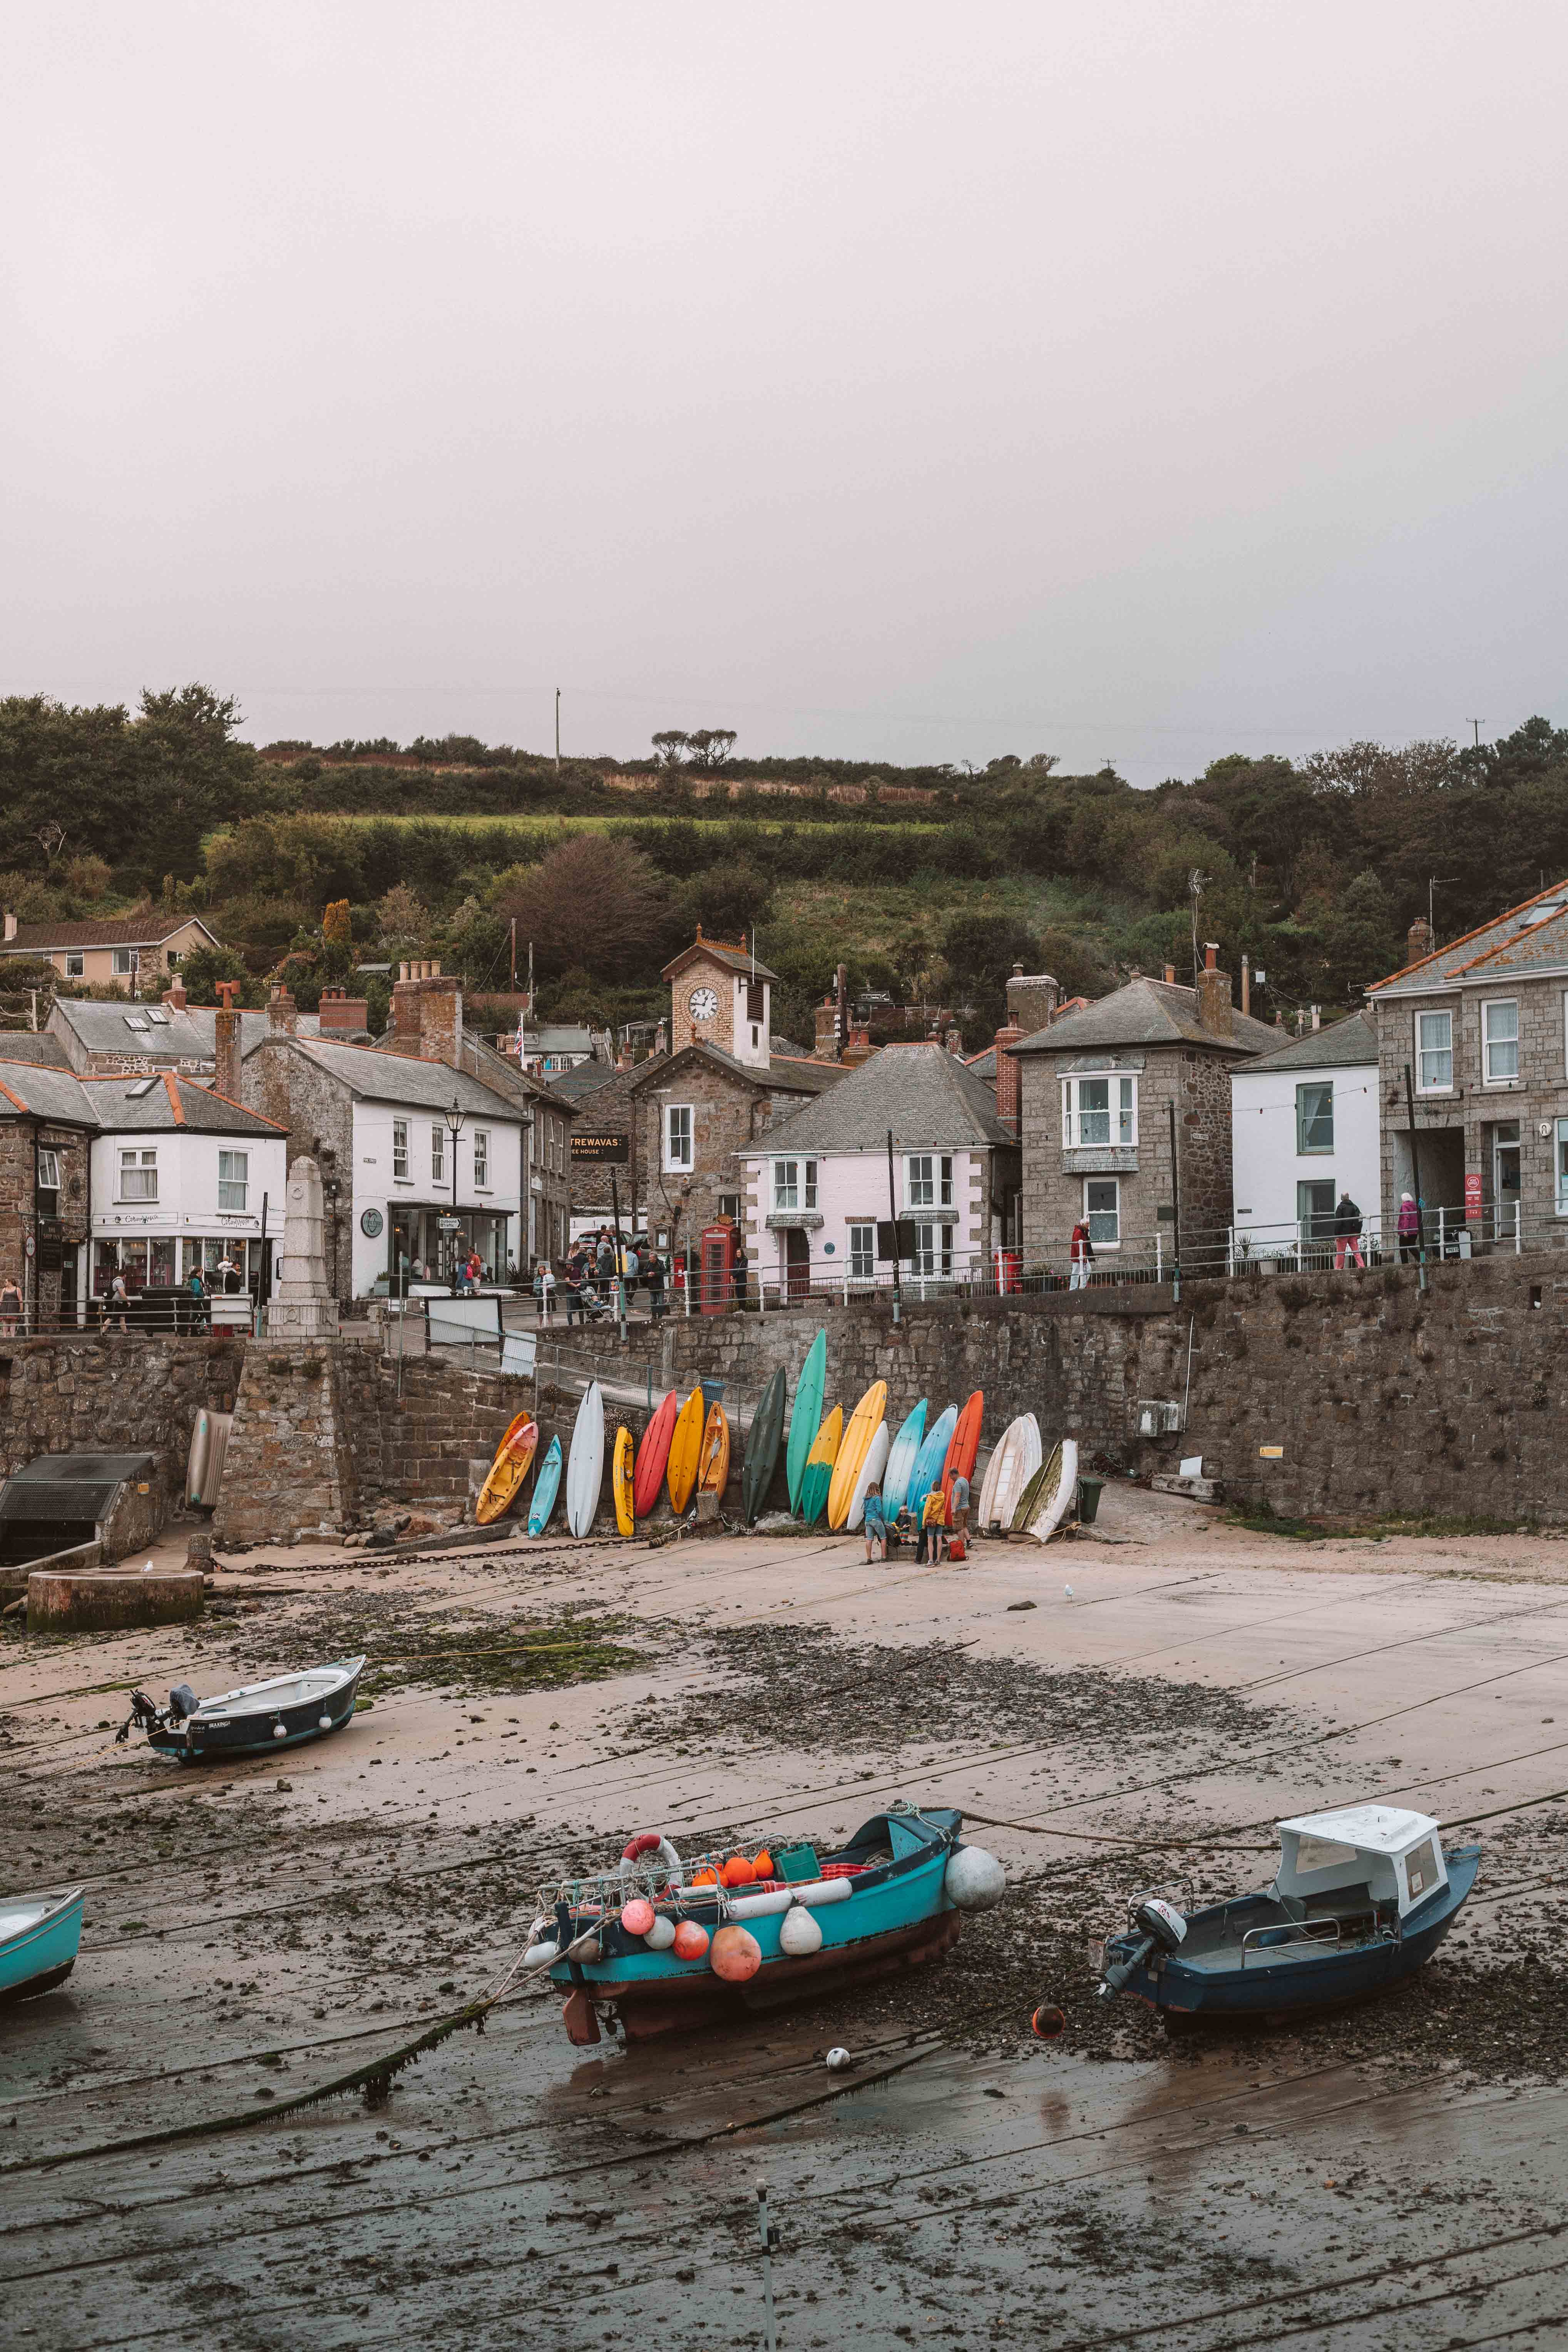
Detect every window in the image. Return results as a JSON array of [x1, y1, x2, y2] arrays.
[[118, 1147, 157, 1200], [111, 947, 140, 977], [393, 1119, 409, 1181], [1483, 999, 1519, 1084], [1061, 1074, 1137, 1148], [36, 1148, 61, 1192], [912, 1221, 953, 1276], [1297, 1178, 1335, 1242], [745, 980, 765, 1025], [217, 1149, 248, 1211], [64, 952, 83, 979], [665, 1104, 693, 1172], [473, 1129, 490, 1188], [849, 1222, 876, 1280], [905, 1154, 952, 1208], [1556, 1119, 1568, 1216], [1404, 1838, 1439, 1903], [430, 1123, 445, 1184], [1295, 1082, 1334, 1153], [1084, 1177, 1120, 1247], [1416, 1009, 1452, 1092], [773, 1158, 817, 1210], [718, 1192, 740, 1222]]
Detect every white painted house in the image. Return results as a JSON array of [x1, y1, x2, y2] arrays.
[[80, 1072, 287, 1306], [1230, 1012, 1381, 1256], [737, 1042, 1021, 1302]]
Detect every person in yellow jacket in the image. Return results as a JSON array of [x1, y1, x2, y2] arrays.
[[917, 1485, 947, 1565]]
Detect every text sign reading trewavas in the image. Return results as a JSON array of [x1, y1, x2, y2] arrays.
[[570, 1128, 630, 1164]]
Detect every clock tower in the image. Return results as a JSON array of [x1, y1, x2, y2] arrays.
[[661, 929, 776, 1069]]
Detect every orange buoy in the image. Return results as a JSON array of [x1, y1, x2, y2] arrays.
[[1031, 2004, 1066, 2040], [721, 1855, 756, 1889], [672, 1920, 710, 1960], [692, 1867, 718, 1887], [619, 1897, 655, 1936], [709, 1924, 762, 1982], [752, 1849, 775, 1880]]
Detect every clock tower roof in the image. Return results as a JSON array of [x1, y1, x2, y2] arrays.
[[661, 928, 779, 985]]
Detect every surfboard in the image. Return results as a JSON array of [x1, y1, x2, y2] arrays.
[[565, 1382, 605, 1537], [1011, 1456, 1051, 1532], [697, 1402, 731, 1499], [1023, 1439, 1079, 1543], [827, 1380, 888, 1530], [612, 1426, 634, 1537], [940, 1390, 984, 1523], [666, 1385, 707, 1514], [633, 1391, 678, 1519], [527, 1436, 563, 1536], [800, 1406, 843, 1527], [845, 1419, 891, 1532], [787, 1329, 828, 1512], [976, 1413, 1042, 1531], [905, 1404, 957, 1526], [881, 1400, 928, 1519], [741, 1366, 787, 1524], [475, 1411, 539, 1525]]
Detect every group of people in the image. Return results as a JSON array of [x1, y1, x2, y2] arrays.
[[546, 1231, 669, 1326], [861, 1468, 971, 1566]]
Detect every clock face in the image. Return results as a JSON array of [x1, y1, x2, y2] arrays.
[[688, 986, 719, 1022]]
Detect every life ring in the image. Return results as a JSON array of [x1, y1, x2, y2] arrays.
[[619, 1830, 684, 1888]]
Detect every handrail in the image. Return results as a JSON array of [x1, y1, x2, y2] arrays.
[[1240, 1918, 1340, 1962]]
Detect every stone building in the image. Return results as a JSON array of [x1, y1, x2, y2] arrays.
[[1011, 952, 1278, 1276], [0, 1063, 95, 1329], [47, 989, 326, 1077], [1366, 882, 1568, 1245]]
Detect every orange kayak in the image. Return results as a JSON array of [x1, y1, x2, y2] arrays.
[[940, 1390, 984, 1524], [697, 1402, 730, 1498], [475, 1412, 539, 1524]]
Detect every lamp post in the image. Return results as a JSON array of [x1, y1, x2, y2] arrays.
[[444, 1097, 466, 1295]]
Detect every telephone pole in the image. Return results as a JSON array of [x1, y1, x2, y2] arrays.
[[1466, 719, 1481, 750], [554, 687, 561, 771]]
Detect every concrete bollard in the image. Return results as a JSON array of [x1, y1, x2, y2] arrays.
[[28, 1569, 206, 1634]]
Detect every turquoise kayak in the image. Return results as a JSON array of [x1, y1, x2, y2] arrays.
[[905, 1404, 957, 1524], [528, 1437, 563, 1535], [1, 1887, 84, 2002], [786, 1328, 828, 1513], [881, 1399, 928, 1517]]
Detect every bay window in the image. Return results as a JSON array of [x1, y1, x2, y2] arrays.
[[1062, 1074, 1137, 1148]]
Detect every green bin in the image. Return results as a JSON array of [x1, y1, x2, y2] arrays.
[[1076, 1475, 1104, 1526]]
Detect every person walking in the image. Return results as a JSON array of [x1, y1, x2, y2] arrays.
[[947, 1467, 971, 1562], [108, 1269, 131, 1333], [563, 1243, 588, 1327], [0, 1275, 22, 1337], [916, 1484, 947, 1565], [646, 1248, 667, 1322], [534, 1258, 556, 1323], [1397, 1191, 1421, 1264], [1068, 1217, 1094, 1291], [1333, 1191, 1365, 1271], [862, 1480, 888, 1564]]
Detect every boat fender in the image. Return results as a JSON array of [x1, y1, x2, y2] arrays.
[[672, 1920, 710, 1960], [272, 1723, 288, 1740], [620, 1832, 684, 1887], [644, 1913, 677, 1951], [779, 1903, 823, 1957], [620, 1898, 656, 1937], [825, 2047, 852, 2071], [944, 1846, 1006, 1912], [710, 1924, 762, 1982]]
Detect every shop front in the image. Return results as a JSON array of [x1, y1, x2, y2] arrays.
[[383, 1203, 514, 1292]]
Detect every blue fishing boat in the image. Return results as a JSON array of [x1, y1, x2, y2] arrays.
[[1, 1887, 84, 2003], [532, 1802, 1005, 2044], [1098, 1805, 1478, 2021], [118, 1657, 365, 1762]]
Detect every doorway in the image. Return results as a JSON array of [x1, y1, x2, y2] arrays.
[[785, 1228, 810, 1303], [1491, 1121, 1521, 1243]]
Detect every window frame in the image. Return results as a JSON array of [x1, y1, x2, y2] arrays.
[[848, 1221, 876, 1281], [664, 1103, 694, 1173], [1482, 997, 1520, 1087], [911, 1220, 953, 1277], [1414, 1007, 1453, 1094], [905, 1153, 949, 1209], [36, 1147, 62, 1193], [772, 1157, 817, 1211], [1296, 1177, 1336, 1242], [118, 1146, 158, 1201], [473, 1128, 490, 1189], [64, 952, 84, 979], [718, 1191, 741, 1223], [1555, 1117, 1568, 1218], [1083, 1176, 1120, 1249], [430, 1121, 445, 1184], [1295, 1080, 1335, 1154], [1061, 1072, 1138, 1148], [392, 1118, 410, 1182], [111, 946, 140, 978], [217, 1148, 248, 1212]]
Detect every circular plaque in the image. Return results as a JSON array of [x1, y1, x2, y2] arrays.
[[360, 1207, 384, 1238]]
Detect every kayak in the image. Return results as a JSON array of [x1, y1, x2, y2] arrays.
[[612, 1426, 635, 1537], [633, 1392, 678, 1519], [528, 1437, 563, 1536], [666, 1387, 707, 1513], [940, 1390, 984, 1523], [566, 1383, 605, 1537], [697, 1402, 731, 1499], [787, 1329, 828, 1512], [827, 1380, 887, 1530], [845, 1420, 891, 1532], [475, 1412, 539, 1524], [905, 1404, 957, 1524], [741, 1367, 787, 1524], [882, 1400, 928, 1518], [976, 1414, 1042, 1530], [800, 1407, 843, 1527]]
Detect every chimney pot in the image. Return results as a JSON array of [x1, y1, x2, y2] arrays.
[[1204, 942, 1218, 972], [1404, 916, 1435, 967], [3, 909, 17, 942], [162, 978, 187, 1011], [1163, 964, 1176, 985]]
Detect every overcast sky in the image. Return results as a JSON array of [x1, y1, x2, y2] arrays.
[[4, 4, 1566, 783]]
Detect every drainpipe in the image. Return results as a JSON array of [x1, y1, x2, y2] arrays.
[[1403, 1062, 1429, 1294]]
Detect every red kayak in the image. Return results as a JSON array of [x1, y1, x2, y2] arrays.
[[941, 1389, 984, 1523], [633, 1390, 679, 1519]]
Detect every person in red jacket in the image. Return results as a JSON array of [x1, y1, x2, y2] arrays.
[[1068, 1218, 1094, 1291]]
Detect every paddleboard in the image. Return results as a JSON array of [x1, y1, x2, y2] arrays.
[[666, 1385, 707, 1513], [741, 1367, 787, 1524], [475, 1411, 539, 1525], [1023, 1439, 1079, 1543], [845, 1419, 891, 1532], [697, 1402, 730, 1498], [633, 1391, 678, 1519], [905, 1403, 957, 1524], [881, 1400, 928, 1518], [1011, 1456, 1051, 1532], [977, 1412, 1042, 1531], [612, 1426, 634, 1537], [566, 1382, 605, 1537], [827, 1380, 888, 1529], [787, 1329, 828, 1512], [527, 1436, 563, 1536], [800, 1406, 843, 1526], [940, 1390, 984, 1522]]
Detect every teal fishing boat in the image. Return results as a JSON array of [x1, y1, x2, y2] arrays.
[[532, 1802, 1004, 2044], [1, 1887, 84, 2003]]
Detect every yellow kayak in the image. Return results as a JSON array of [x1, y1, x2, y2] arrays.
[[475, 1412, 539, 1525], [698, 1402, 730, 1499], [800, 1406, 843, 1527], [827, 1380, 887, 1529], [666, 1385, 707, 1513], [612, 1426, 634, 1537]]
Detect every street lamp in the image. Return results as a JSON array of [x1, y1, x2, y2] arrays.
[[444, 1097, 466, 1295]]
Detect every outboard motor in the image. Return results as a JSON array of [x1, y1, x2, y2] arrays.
[[1099, 1895, 1188, 1997], [115, 1689, 164, 1744]]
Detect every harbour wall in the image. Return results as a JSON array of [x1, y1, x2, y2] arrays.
[[0, 1334, 243, 1505]]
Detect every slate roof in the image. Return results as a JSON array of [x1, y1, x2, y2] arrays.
[[543, 1056, 621, 1102], [0, 1063, 102, 1125], [626, 1042, 842, 1099], [0, 1031, 72, 1067], [1010, 976, 1279, 1060], [1, 913, 222, 952], [50, 999, 321, 1062], [258, 1035, 525, 1119], [661, 936, 779, 983], [0, 1062, 281, 1135], [1368, 878, 1568, 996], [1239, 1010, 1378, 1074], [755, 1042, 1017, 1155], [369, 1029, 578, 1118]]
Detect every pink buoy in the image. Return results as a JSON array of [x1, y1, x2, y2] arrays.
[[620, 1897, 655, 1937], [672, 1920, 710, 1961], [709, 1924, 762, 1983]]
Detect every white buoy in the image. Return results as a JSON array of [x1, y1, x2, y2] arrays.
[[825, 2046, 852, 2071], [779, 1903, 823, 1957], [318, 1715, 332, 1730], [273, 1723, 287, 1740], [644, 1913, 677, 1951], [944, 1845, 1006, 1912]]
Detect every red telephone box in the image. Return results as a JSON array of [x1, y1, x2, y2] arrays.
[[699, 1221, 736, 1315]]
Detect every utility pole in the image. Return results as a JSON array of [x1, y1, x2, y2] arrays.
[[1428, 877, 1458, 937], [509, 916, 516, 992], [1166, 1099, 1182, 1303], [1466, 719, 1481, 750], [554, 688, 561, 771], [1403, 1063, 1429, 1294]]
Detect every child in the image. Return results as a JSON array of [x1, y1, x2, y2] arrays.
[[917, 1484, 947, 1564], [863, 1480, 887, 1564]]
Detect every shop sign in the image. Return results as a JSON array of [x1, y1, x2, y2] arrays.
[[360, 1207, 384, 1237], [1464, 1170, 1483, 1221], [571, 1129, 630, 1164]]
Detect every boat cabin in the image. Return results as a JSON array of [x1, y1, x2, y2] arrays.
[[1275, 1804, 1448, 1921]]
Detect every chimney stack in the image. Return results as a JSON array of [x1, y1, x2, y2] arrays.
[[214, 980, 241, 1100], [1005, 965, 1061, 1036], [945, 1024, 963, 1056], [268, 982, 298, 1037], [1163, 964, 1176, 985], [162, 977, 187, 1012], [1311, 1003, 1320, 1033], [1405, 916, 1434, 967], [318, 986, 369, 1034], [993, 1021, 1025, 1133], [389, 960, 462, 1065], [835, 964, 848, 1059], [842, 1024, 874, 1067], [2, 910, 16, 943], [813, 996, 841, 1060], [1195, 943, 1233, 1039], [1240, 952, 1250, 1018]]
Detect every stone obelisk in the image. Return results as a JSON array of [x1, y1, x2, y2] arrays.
[[264, 1154, 340, 1337]]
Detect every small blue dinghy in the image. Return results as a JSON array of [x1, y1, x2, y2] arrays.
[[1098, 1804, 1478, 2021], [528, 1437, 563, 1535], [1, 1887, 84, 2003]]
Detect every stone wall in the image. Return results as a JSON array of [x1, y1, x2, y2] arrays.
[[212, 1338, 360, 1542], [337, 1345, 535, 1509], [0, 1119, 92, 1325], [0, 1333, 242, 1494]]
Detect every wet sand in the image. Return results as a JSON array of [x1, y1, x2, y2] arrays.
[[5, 1482, 1568, 2348]]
